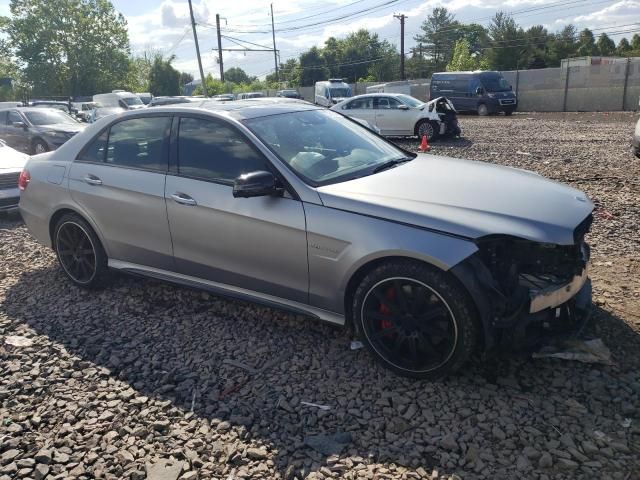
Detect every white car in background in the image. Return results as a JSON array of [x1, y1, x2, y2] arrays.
[[332, 93, 461, 141], [0, 139, 29, 213]]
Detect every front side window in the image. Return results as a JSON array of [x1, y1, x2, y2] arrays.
[[105, 116, 170, 171], [177, 117, 269, 183], [245, 109, 411, 186], [376, 97, 402, 109]]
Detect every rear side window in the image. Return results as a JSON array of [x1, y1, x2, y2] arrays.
[[375, 97, 402, 109], [0, 111, 7, 124], [177, 117, 269, 183], [106, 117, 170, 171], [78, 130, 108, 163], [346, 97, 372, 109]]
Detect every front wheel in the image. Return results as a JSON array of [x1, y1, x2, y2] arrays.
[[352, 260, 478, 379], [477, 104, 489, 116], [31, 139, 49, 155], [416, 120, 438, 142], [504, 109, 514, 116]]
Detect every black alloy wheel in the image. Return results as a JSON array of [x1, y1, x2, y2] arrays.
[[352, 260, 478, 379], [56, 221, 97, 284], [361, 277, 458, 373], [54, 213, 109, 288]]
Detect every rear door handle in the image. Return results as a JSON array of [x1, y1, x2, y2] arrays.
[[84, 174, 102, 186], [171, 193, 197, 206]]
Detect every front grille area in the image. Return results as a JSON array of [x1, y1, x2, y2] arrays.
[[0, 172, 20, 189]]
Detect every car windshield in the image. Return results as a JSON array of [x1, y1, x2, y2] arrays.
[[122, 96, 143, 106], [245, 109, 411, 186], [480, 74, 511, 92], [330, 87, 351, 98], [25, 110, 78, 125], [396, 95, 424, 108]]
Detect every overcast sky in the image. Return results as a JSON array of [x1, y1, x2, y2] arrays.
[[1, 0, 639, 78]]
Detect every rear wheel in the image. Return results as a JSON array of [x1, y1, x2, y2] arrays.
[[416, 120, 438, 142], [477, 104, 489, 116], [54, 213, 109, 288], [352, 260, 478, 379]]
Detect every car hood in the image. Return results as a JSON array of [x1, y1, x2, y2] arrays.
[[39, 123, 86, 134], [0, 144, 29, 171], [317, 155, 593, 245]]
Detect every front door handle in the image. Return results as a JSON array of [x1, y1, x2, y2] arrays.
[[171, 193, 197, 206], [84, 174, 102, 186]]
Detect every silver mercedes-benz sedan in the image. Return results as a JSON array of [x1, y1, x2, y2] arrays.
[[19, 99, 593, 379]]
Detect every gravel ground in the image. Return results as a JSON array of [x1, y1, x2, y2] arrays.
[[1, 112, 639, 480]]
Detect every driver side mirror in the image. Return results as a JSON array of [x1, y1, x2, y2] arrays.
[[11, 121, 26, 129], [397, 104, 409, 110], [475, 87, 484, 96], [233, 171, 282, 198]]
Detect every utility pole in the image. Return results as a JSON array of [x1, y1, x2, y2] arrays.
[[188, 0, 207, 96], [270, 4, 279, 82], [216, 14, 225, 82], [394, 14, 406, 80]]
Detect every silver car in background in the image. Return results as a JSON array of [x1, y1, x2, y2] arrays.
[[0, 139, 29, 212], [19, 100, 593, 379]]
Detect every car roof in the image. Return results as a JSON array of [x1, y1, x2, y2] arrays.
[[135, 98, 321, 120], [0, 107, 64, 113], [343, 93, 410, 99]]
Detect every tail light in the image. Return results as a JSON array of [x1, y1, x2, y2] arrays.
[[18, 170, 30, 191]]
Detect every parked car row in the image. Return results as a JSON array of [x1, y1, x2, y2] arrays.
[[0, 139, 29, 212]]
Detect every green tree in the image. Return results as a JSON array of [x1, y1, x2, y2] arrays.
[[455, 24, 490, 56], [298, 47, 328, 86], [193, 74, 226, 96], [414, 7, 458, 71], [224, 67, 253, 84], [266, 58, 300, 86], [148, 55, 180, 96], [446, 39, 486, 71], [596, 33, 615, 56], [632, 34, 640, 50], [576, 29, 597, 56], [616, 38, 631, 55], [486, 12, 527, 70], [4, 0, 131, 96], [547, 25, 577, 66]]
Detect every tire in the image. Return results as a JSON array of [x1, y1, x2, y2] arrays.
[[504, 109, 514, 116], [416, 120, 439, 142], [31, 139, 49, 155], [352, 260, 478, 379], [477, 104, 489, 116], [53, 213, 110, 288]]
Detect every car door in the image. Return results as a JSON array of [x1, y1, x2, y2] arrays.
[[165, 115, 309, 304], [342, 97, 375, 124], [374, 97, 410, 135], [5, 110, 28, 152], [68, 115, 175, 270], [0, 111, 7, 145]]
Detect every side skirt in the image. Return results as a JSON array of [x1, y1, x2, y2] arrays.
[[108, 259, 346, 326]]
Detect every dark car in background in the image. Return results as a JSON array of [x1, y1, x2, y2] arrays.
[[277, 89, 303, 99], [430, 71, 517, 116], [30, 100, 72, 114], [0, 107, 85, 154]]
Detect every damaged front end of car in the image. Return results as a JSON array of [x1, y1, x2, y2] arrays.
[[425, 96, 461, 137], [451, 214, 593, 351]]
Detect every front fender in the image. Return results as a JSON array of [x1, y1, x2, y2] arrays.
[[304, 203, 478, 315]]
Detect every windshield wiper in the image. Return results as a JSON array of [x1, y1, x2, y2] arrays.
[[372, 157, 413, 174]]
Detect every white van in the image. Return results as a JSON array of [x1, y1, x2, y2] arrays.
[[314, 79, 352, 107], [93, 91, 145, 110]]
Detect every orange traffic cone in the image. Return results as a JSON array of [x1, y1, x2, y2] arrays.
[[419, 134, 429, 152]]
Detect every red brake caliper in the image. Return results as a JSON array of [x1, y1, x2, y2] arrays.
[[379, 286, 395, 330]]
